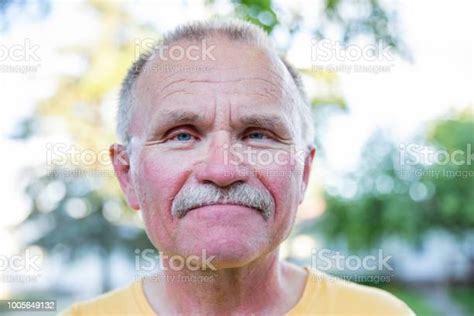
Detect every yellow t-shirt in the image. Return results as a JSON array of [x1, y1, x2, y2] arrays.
[[60, 268, 414, 315]]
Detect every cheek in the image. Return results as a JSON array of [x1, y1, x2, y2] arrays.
[[134, 150, 192, 249], [256, 153, 303, 234]]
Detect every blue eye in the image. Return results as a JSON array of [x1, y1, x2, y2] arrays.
[[247, 132, 266, 140], [175, 132, 192, 141]]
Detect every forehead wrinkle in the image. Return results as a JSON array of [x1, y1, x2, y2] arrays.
[[158, 76, 284, 95], [135, 37, 299, 106], [188, 77, 284, 93], [149, 76, 286, 111], [158, 89, 196, 104], [141, 58, 287, 94], [225, 91, 280, 100], [138, 54, 291, 110]]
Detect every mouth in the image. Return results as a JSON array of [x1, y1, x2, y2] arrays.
[[186, 202, 262, 214]]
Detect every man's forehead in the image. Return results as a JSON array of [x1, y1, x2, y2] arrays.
[[134, 36, 290, 97], [143, 75, 287, 109], [129, 37, 299, 136]]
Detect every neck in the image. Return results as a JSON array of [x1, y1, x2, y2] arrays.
[[143, 250, 308, 315]]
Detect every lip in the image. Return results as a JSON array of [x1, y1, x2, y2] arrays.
[[187, 203, 261, 213]]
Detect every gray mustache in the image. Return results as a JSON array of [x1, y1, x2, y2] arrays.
[[171, 182, 274, 220]]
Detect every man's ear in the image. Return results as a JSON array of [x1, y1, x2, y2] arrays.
[[109, 144, 140, 210], [299, 146, 316, 204]]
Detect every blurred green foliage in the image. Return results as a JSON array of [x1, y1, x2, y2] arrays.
[[314, 109, 474, 275], [450, 286, 474, 314], [378, 284, 441, 316]]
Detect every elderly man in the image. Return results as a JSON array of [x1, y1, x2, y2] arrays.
[[62, 19, 414, 315]]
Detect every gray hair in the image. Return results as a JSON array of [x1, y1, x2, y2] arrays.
[[171, 182, 275, 220], [117, 18, 315, 149]]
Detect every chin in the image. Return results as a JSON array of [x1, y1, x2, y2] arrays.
[[208, 238, 266, 267], [173, 206, 273, 270], [176, 229, 270, 269]]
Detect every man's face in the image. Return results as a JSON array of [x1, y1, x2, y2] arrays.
[[113, 37, 314, 269]]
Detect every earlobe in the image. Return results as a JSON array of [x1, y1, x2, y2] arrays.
[[109, 144, 140, 210]]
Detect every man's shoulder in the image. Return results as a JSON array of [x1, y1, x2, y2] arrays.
[[291, 268, 415, 315], [59, 279, 153, 316]]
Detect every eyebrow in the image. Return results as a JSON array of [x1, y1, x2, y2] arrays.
[[159, 110, 204, 125], [238, 114, 292, 135]]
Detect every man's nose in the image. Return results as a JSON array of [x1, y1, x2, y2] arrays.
[[195, 133, 250, 187]]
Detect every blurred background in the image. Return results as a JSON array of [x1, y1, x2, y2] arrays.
[[0, 0, 472, 315]]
